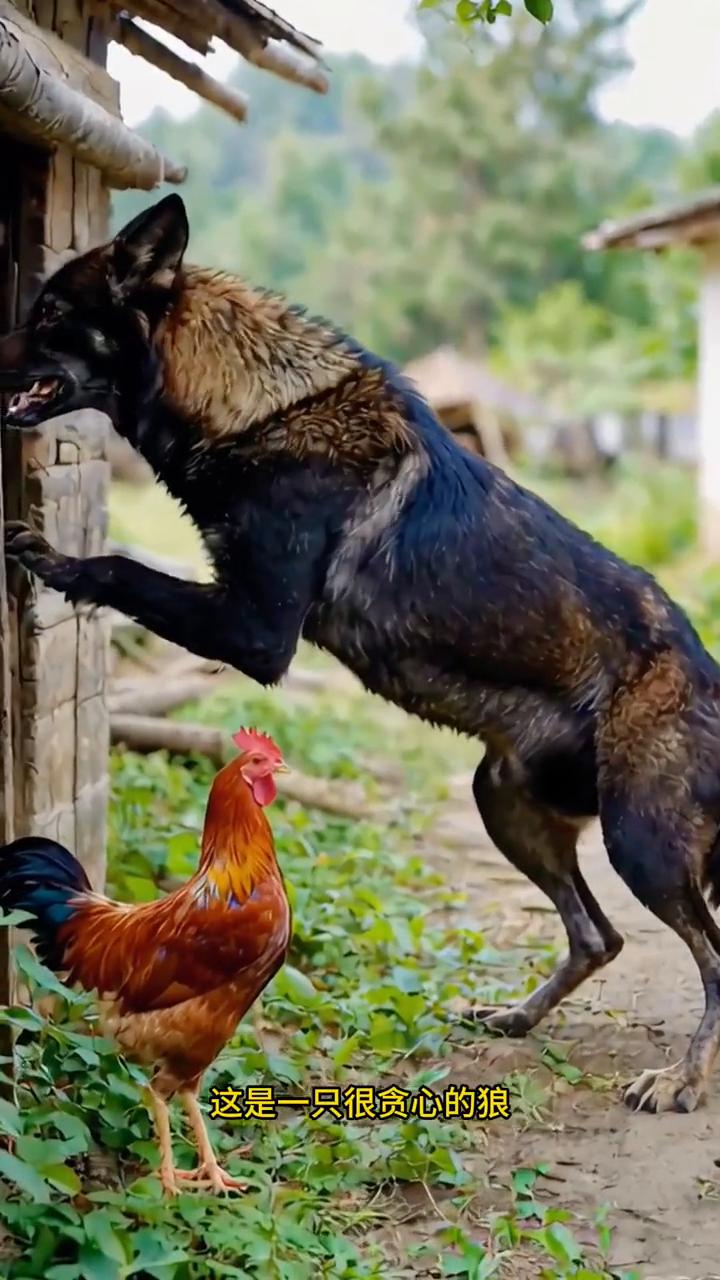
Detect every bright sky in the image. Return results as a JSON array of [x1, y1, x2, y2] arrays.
[[109, 0, 720, 138]]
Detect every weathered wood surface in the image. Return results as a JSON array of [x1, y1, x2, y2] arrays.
[[0, 0, 187, 188], [114, 16, 250, 123], [0, 0, 117, 110], [116, 0, 328, 94], [0, 2, 116, 896], [0, 374, 14, 1020]]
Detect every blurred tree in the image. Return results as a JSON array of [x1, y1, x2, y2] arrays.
[[297, 0, 654, 358], [678, 111, 720, 191], [111, 54, 384, 248], [417, 0, 556, 25], [111, 6, 688, 384], [492, 281, 649, 417]]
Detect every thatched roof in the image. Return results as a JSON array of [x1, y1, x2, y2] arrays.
[[0, 0, 325, 191], [404, 346, 547, 422], [584, 187, 720, 252]]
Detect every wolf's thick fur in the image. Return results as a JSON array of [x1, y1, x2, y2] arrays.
[[4, 195, 720, 1114]]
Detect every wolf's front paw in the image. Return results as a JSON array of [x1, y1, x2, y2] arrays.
[[624, 1060, 705, 1113], [463, 1004, 533, 1037], [5, 521, 78, 591]]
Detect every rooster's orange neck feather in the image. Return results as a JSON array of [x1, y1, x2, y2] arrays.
[[198, 759, 279, 900]]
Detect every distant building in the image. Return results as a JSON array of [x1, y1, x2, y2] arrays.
[[403, 344, 550, 468], [586, 189, 720, 553]]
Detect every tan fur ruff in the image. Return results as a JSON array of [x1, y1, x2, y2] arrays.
[[154, 267, 413, 461]]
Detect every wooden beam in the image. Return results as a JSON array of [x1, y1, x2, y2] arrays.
[[0, 435, 15, 1023], [0, 8, 187, 189], [231, 24, 329, 94], [152, 0, 322, 60], [114, 15, 249, 122], [101, 0, 210, 55], [0, 0, 118, 112], [157, 0, 329, 93], [236, 0, 323, 59]]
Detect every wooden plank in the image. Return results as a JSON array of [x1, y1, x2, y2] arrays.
[[0, 394, 15, 1015], [1, 0, 116, 112], [98, 0, 210, 54], [47, 149, 75, 252], [55, 0, 85, 45], [0, 2, 187, 189], [115, 17, 249, 123], [165, 0, 328, 92]]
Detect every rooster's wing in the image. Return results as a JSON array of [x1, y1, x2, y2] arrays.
[[61, 878, 289, 1013]]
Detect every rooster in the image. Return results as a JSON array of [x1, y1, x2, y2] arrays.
[[0, 727, 290, 1195]]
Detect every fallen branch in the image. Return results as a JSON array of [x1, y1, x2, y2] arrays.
[[110, 714, 375, 819], [160, 653, 226, 680], [108, 675, 216, 716]]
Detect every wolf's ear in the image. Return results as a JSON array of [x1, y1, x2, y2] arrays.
[[109, 194, 189, 300]]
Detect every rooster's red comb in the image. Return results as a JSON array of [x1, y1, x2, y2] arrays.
[[232, 727, 283, 760]]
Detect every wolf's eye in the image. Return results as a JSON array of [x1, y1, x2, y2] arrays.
[[35, 296, 67, 328]]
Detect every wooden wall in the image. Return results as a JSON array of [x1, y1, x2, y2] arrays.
[[0, 0, 112, 892]]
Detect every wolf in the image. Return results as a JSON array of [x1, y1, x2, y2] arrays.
[[3, 194, 720, 1114]]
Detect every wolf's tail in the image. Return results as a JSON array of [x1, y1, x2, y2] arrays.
[[0, 837, 91, 969]]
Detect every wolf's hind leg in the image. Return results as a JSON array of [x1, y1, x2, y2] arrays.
[[601, 794, 720, 1113], [468, 755, 623, 1036]]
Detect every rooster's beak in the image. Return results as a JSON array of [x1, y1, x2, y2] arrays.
[[275, 762, 290, 774]]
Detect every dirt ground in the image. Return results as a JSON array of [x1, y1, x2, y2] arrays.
[[410, 773, 720, 1280]]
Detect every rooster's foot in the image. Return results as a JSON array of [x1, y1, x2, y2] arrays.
[[176, 1162, 247, 1194]]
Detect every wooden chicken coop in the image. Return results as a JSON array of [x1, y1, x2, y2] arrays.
[[0, 0, 325, 1002]]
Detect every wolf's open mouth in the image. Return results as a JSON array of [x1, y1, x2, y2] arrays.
[[6, 377, 63, 419]]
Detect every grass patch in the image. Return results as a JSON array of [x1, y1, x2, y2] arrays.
[[109, 483, 210, 578], [518, 456, 696, 571], [0, 688, 628, 1278]]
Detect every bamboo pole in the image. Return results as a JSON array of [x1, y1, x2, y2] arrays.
[[231, 26, 329, 94], [0, 10, 187, 189], [114, 17, 249, 123], [100, 0, 210, 56], [157, 0, 329, 94], [159, 0, 323, 60]]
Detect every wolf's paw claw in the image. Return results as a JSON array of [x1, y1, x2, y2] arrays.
[[464, 1005, 532, 1037], [624, 1061, 705, 1113]]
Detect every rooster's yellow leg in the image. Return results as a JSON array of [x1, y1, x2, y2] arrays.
[[178, 1089, 247, 1193], [147, 1088, 178, 1197]]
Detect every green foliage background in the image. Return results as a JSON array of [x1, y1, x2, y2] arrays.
[[112, 0, 710, 416]]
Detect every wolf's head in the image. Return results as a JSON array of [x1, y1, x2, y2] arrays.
[[0, 194, 189, 429]]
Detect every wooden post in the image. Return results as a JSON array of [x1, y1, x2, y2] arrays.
[[0, 3, 114, 918], [0, 137, 18, 1034], [698, 245, 720, 556], [0, 1, 187, 188]]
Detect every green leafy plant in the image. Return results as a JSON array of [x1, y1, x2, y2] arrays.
[[0, 684, 627, 1276], [419, 0, 553, 22]]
